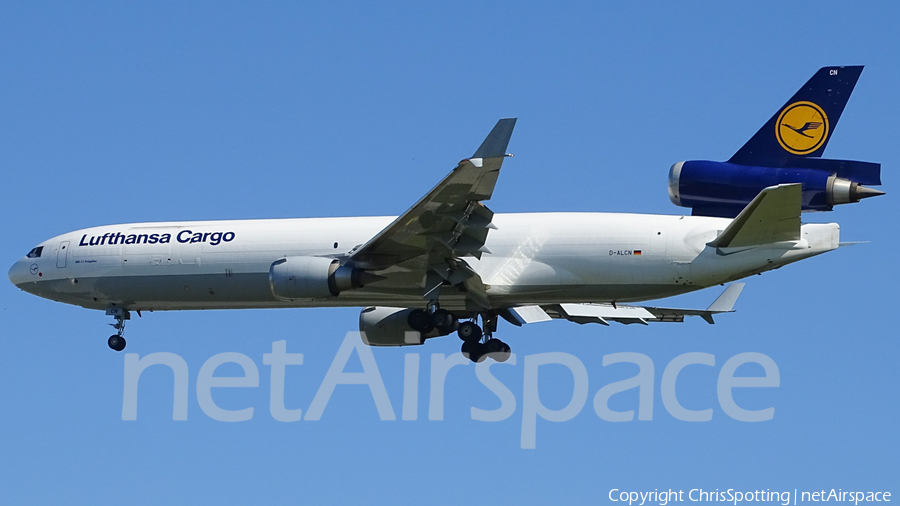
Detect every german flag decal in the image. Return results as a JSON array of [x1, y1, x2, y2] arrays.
[[634, 250, 642, 256]]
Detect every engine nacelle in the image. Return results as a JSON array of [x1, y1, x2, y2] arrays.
[[359, 307, 425, 346], [668, 159, 883, 217], [269, 256, 369, 300]]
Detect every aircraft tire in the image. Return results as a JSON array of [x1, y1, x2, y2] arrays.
[[108, 335, 126, 352], [431, 309, 456, 333], [485, 339, 511, 362], [457, 321, 482, 342], [407, 309, 433, 333], [461, 341, 486, 363]]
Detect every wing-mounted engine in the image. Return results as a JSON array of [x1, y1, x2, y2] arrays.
[[269, 256, 381, 300], [668, 66, 883, 218], [358, 306, 463, 346], [359, 307, 427, 346]]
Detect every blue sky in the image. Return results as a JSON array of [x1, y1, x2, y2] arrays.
[[1, 2, 897, 504]]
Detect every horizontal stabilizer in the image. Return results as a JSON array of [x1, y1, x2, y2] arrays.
[[710, 184, 801, 249]]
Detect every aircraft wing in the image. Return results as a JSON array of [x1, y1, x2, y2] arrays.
[[503, 283, 745, 326], [347, 119, 517, 309]]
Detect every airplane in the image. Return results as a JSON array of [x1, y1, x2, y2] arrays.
[[8, 65, 883, 362]]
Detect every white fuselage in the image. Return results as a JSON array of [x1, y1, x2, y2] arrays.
[[8, 212, 840, 312]]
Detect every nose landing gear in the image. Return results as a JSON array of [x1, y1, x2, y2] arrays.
[[106, 307, 129, 352]]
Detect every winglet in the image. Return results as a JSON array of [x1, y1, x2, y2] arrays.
[[707, 283, 745, 312], [698, 283, 746, 324], [472, 118, 517, 158]]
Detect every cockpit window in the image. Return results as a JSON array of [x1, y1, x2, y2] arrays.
[[26, 246, 43, 258]]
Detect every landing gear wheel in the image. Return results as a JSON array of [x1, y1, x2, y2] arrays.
[[484, 338, 511, 362], [457, 321, 483, 342], [431, 309, 456, 333], [461, 341, 486, 363], [407, 309, 434, 333], [108, 335, 126, 352]]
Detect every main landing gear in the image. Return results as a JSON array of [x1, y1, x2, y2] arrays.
[[458, 314, 511, 363], [106, 307, 130, 352], [407, 307, 458, 336], [406, 307, 511, 362]]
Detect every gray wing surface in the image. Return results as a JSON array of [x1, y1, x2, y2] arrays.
[[504, 283, 745, 326], [348, 119, 516, 309]]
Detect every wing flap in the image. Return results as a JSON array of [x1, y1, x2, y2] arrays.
[[560, 303, 655, 322], [507, 305, 553, 325], [514, 284, 745, 327]]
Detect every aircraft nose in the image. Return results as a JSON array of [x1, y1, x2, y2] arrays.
[[8, 259, 31, 288]]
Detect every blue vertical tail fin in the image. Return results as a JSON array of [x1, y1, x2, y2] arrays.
[[728, 66, 864, 167]]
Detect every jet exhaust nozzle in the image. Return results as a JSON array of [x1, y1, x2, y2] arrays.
[[826, 174, 886, 205], [852, 184, 885, 201]]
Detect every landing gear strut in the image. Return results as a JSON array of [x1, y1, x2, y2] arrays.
[[106, 307, 129, 352], [407, 306, 459, 336], [407, 306, 511, 362], [458, 312, 511, 363]]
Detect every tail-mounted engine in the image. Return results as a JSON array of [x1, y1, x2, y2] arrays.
[[668, 66, 884, 218], [669, 159, 883, 218]]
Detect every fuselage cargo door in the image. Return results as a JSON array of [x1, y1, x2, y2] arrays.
[[57, 241, 69, 268], [674, 261, 692, 285]]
